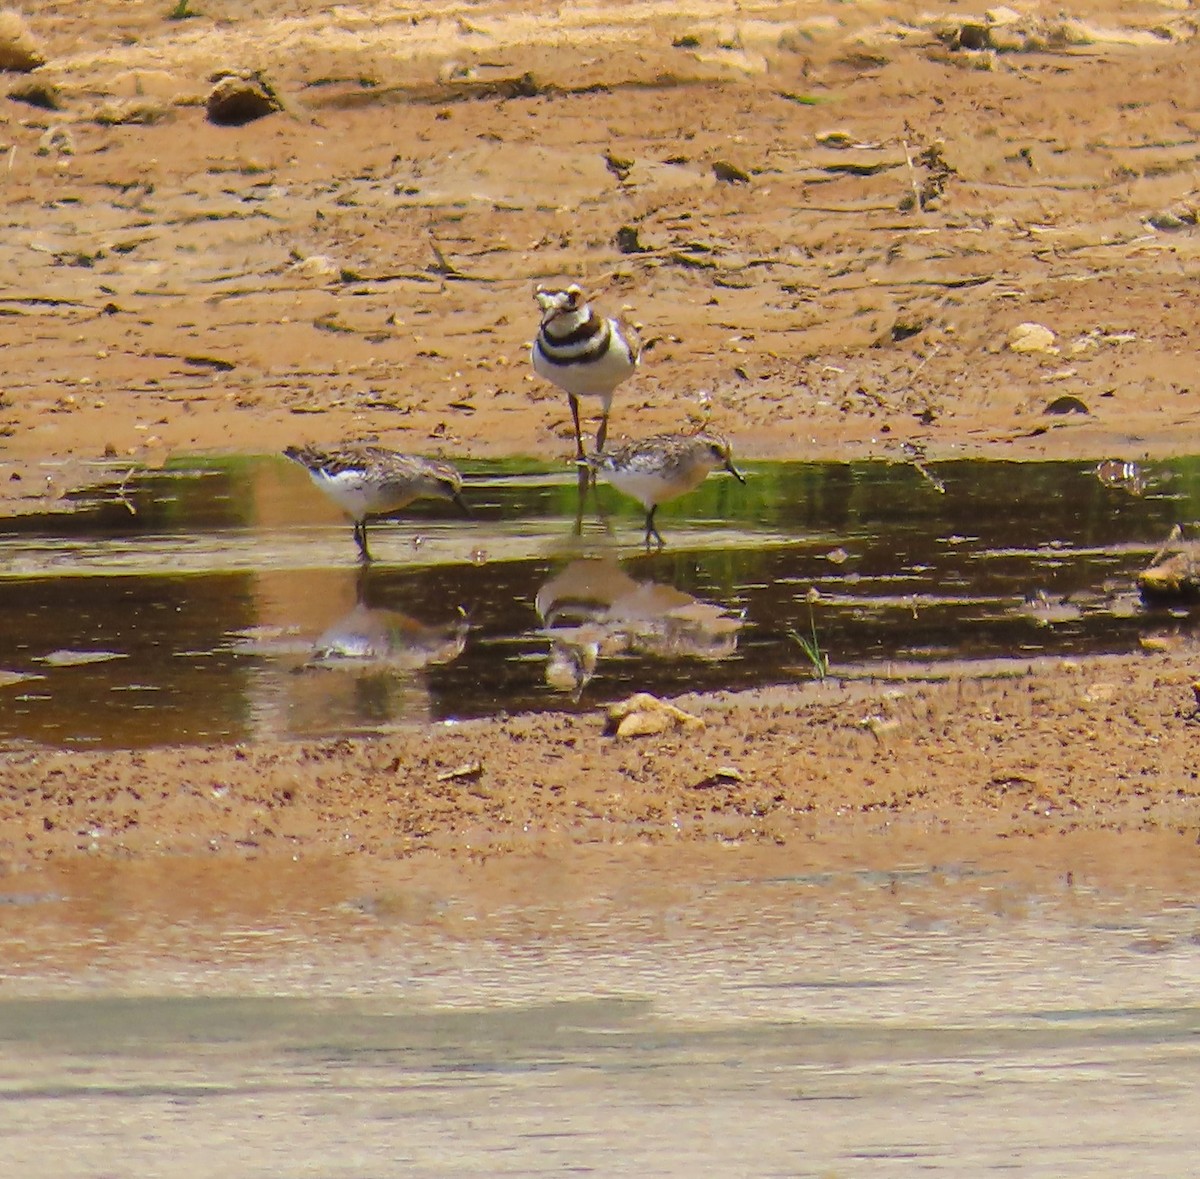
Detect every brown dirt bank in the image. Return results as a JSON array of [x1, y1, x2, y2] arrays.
[[3, 0, 1200, 513], [2, 1, 1200, 970], [3, 651, 1199, 963], [6, 655, 1200, 868]]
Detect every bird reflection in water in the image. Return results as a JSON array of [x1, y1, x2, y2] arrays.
[[305, 602, 468, 671], [287, 571, 469, 733], [536, 556, 742, 696]]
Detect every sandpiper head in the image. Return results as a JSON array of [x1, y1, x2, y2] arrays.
[[699, 432, 747, 484], [535, 283, 586, 324], [432, 470, 470, 516]]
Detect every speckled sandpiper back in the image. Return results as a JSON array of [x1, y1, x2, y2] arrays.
[[586, 431, 746, 547], [531, 283, 640, 458], [284, 444, 467, 562]]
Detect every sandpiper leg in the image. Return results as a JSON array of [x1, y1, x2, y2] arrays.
[[644, 505, 665, 549]]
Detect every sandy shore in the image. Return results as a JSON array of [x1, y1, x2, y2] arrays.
[[1, 0, 1199, 966]]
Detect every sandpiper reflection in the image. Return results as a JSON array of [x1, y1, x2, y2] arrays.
[[272, 570, 468, 736], [536, 556, 742, 695], [305, 601, 468, 670]]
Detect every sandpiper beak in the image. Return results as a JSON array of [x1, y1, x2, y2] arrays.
[[725, 459, 747, 484]]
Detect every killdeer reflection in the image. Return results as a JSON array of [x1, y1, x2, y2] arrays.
[[537, 556, 743, 695]]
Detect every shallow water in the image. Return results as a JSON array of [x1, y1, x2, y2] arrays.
[[0, 455, 1196, 748], [2, 877, 1199, 1178]]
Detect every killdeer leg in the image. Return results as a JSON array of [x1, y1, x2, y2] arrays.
[[568, 395, 585, 459], [573, 463, 589, 536], [595, 409, 609, 455]]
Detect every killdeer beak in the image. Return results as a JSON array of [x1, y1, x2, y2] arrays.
[[725, 459, 747, 485], [452, 490, 471, 517]]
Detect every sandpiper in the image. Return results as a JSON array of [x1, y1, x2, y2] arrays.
[[283, 444, 467, 562], [586, 431, 746, 548], [531, 283, 640, 458]]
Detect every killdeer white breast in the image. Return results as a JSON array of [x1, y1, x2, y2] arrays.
[[284, 444, 467, 563], [531, 283, 640, 458], [585, 431, 746, 548]]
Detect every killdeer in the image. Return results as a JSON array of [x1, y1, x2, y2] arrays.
[[531, 283, 640, 458], [283, 444, 467, 562], [585, 431, 746, 548]]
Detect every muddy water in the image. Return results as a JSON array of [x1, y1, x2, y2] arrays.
[[1, 455, 1197, 748], [1, 871, 1199, 1177]]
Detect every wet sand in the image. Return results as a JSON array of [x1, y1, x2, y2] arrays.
[[1, 12, 1200, 1155], [3, 651, 1199, 954]]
